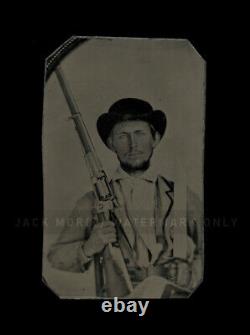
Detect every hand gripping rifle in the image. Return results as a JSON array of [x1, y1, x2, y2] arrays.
[[54, 65, 133, 297]]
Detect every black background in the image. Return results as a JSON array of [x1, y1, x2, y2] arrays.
[[9, 16, 244, 325]]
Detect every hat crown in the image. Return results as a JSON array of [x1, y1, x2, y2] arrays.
[[108, 98, 153, 117]]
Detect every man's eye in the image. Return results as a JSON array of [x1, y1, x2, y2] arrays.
[[118, 134, 126, 140]]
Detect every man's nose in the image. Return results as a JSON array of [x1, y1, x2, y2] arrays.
[[128, 134, 138, 149]]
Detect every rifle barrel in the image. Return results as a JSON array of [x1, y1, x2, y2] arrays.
[[55, 66, 94, 155]]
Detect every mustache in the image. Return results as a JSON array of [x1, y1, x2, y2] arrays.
[[127, 150, 143, 155]]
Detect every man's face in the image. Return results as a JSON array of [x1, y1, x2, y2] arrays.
[[108, 120, 160, 171]]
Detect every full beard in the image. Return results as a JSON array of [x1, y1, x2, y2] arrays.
[[118, 151, 153, 174], [120, 159, 151, 174]]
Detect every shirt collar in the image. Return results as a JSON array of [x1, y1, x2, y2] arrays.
[[112, 164, 158, 183]]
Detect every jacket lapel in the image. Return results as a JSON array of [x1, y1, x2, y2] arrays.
[[155, 176, 174, 238]]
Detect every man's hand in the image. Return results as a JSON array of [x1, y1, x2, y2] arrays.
[[82, 221, 117, 257]]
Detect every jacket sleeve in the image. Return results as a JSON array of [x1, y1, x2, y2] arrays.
[[47, 191, 95, 273], [187, 187, 204, 289]]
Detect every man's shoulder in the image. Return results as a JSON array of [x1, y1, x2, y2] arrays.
[[157, 175, 202, 208]]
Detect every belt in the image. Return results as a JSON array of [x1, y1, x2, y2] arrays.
[[128, 258, 191, 286]]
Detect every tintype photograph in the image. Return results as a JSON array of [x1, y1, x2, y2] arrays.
[[42, 36, 205, 299]]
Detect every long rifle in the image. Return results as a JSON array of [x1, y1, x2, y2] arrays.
[[54, 65, 133, 297]]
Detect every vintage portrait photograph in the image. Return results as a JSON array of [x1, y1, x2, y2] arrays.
[[42, 36, 205, 299]]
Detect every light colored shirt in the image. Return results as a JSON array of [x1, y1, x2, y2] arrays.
[[112, 165, 159, 268]]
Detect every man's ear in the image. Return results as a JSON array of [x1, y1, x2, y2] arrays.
[[106, 136, 115, 152], [152, 131, 161, 148]]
